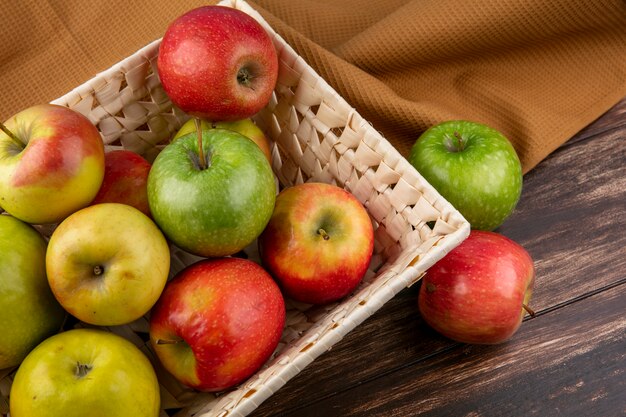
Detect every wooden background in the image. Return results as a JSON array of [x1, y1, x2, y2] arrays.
[[250, 96, 626, 416]]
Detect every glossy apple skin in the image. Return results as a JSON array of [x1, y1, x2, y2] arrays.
[[173, 118, 272, 162], [10, 328, 160, 417], [0, 215, 65, 369], [409, 120, 522, 230], [148, 128, 276, 257], [158, 6, 278, 121], [46, 203, 170, 326], [259, 182, 374, 304], [418, 230, 535, 344], [149, 257, 285, 392], [91, 150, 152, 216], [0, 104, 105, 224]]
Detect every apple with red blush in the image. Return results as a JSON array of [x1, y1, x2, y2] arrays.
[[0, 104, 104, 224], [91, 150, 152, 216], [418, 230, 535, 344], [149, 257, 285, 392], [259, 182, 374, 304]]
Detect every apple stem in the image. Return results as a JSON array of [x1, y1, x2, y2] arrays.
[[75, 362, 93, 378], [522, 303, 536, 317], [155, 338, 182, 345], [317, 228, 330, 241], [0, 120, 25, 149], [93, 265, 104, 276], [195, 117, 207, 170], [444, 131, 466, 153]]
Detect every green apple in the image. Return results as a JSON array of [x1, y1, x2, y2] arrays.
[[0, 215, 65, 369], [409, 120, 522, 230], [0, 104, 105, 224], [45, 203, 170, 326], [10, 328, 160, 417], [148, 128, 276, 257], [173, 118, 272, 162]]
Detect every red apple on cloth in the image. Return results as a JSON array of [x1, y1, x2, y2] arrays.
[[418, 230, 535, 344], [157, 5, 279, 121], [259, 182, 374, 304], [149, 257, 285, 392], [46, 203, 170, 326], [91, 150, 152, 217], [0, 104, 105, 224]]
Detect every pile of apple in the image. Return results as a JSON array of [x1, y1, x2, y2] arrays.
[[0, 6, 376, 417], [0, 4, 536, 417]]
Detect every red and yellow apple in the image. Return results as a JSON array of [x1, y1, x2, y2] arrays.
[[10, 328, 160, 417], [149, 257, 285, 392], [0, 104, 105, 224], [259, 182, 375, 304], [157, 5, 279, 121], [91, 150, 152, 217], [173, 118, 272, 162], [46, 203, 170, 326], [418, 230, 535, 344]]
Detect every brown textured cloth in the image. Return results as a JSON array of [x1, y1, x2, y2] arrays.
[[0, 0, 624, 173]]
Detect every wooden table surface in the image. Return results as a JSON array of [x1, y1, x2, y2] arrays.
[[249, 96, 626, 416]]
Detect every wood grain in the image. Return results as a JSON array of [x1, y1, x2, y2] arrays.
[[278, 282, 626, 417], [251, 98, 626, 416]]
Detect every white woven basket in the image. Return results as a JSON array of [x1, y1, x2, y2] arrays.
[[0, 1, 469, 416]]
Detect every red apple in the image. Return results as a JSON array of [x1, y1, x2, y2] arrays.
[[0, 104, 105, 224], [157, 5, 279, 121], [91, 150, 152, 216], [258, 182, 374, 304], [149, 257, 285, 392], [418, 230, 535, 344]]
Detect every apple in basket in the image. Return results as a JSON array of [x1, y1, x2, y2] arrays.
[[10, 328, 160, 417], [46, 203, 170, 326], [0, 104, 105, 224], [418, 230, 535, 344], [259, 182, 375, 304], [173, 117, 272, 163], [90, 150, 152, 217], [149, 257, 285, 392], [157, 5, 279, 121], [147, 128, 276, 257], [409, 120, 522, 231], [0, 214, 66, 369]]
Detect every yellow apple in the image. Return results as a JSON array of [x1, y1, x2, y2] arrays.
[[45, 203, 170, 326], [173, 118, 272, 162], [10, 328, 160, 417]]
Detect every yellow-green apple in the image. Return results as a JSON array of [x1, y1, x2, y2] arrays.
[[46, 203, 170, 326], [0, 215, 65, 369], [173, 118, 272, 162], [258, 182, 374, 304], [409, 120, 522, 230], [10, 328, 160, 417], [147, 128, 276, 257], [157, 5, 278, 121], [90, 150, 152, 217], [149, 257, 285, 392], [418, 230, 535, 344], [0, 104, 105, 224]]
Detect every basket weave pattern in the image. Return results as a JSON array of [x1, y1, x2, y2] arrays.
[[0, 1, 469, 416]]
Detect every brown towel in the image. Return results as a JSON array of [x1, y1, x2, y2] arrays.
[[1, 0, 624, 173]]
